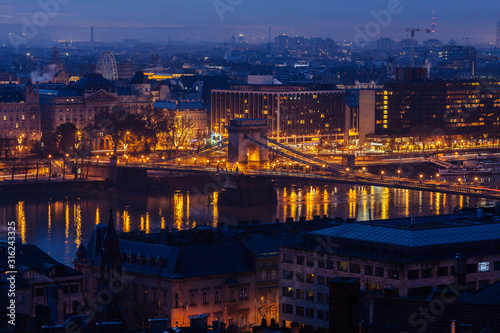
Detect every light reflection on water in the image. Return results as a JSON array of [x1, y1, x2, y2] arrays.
[[0, 183, 493, 265]]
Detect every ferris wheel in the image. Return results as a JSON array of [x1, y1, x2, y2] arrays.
[[96, 51, 118, 80]]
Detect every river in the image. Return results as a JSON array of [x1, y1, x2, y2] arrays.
[[0, 183, 494, 265]]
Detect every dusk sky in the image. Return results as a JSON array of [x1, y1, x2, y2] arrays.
[[1, 0, 499, 44]]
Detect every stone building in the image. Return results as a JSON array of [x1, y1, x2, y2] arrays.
[[0, 241, 87, 329], [0, 82, 41, 155], [279, 214, 500, 330]]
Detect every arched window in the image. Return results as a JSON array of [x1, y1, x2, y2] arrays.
[[215, 290, 220, 302], [230, 289, 235, 302], [190, 293, 195, 305], [174, 293, 179, 308], [202, 292, 208, 304]]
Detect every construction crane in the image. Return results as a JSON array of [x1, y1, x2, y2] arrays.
[[463, 37, 473, 47], [406, 28, 431, 67]]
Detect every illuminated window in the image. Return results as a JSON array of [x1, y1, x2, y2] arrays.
[[478, 262, 490, 272]]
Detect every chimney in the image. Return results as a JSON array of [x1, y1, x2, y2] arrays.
[[454, 253, 467, 292], [369, 302, 374, 325], [329, 277, 361, 333], [90, 26, 95, 43]]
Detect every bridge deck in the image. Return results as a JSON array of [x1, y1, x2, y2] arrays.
[[120, 163, 500, 200]]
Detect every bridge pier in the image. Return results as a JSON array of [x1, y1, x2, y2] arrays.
[[226, 119, 270, 169], [218, 174, 277, 206]]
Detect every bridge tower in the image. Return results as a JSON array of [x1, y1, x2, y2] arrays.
[[226, 119, 270, 168]]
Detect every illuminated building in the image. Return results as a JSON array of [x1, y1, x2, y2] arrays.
[[0, 82, 41, 152], [373, 78, 500, 136], [211, 82, 345, 144]]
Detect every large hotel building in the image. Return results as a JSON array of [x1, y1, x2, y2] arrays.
[[211, 83, 346, 144]]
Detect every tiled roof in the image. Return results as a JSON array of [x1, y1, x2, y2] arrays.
[[309, 222, 500, 248]]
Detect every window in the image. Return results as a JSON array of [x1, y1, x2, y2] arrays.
[[350, 263, 361, 274], [283, 253, 293, 263], [296, 306, 304, 316], [271, 270, 277, 280], [283, 270, 293, 280], [283, 287, 293, 297], [215, 290, 220, 302], [239, 287, 248, 299], [317, 275, 325, 286], [271, 289, 277, 303], [375, 267, 384, 277], [230, 290, 235, 301], [261, 270, 267, 281], [478, 262, 490, 272], [318, 310, 325, 320], [494, 261, 500, 271], [318, 293, 325, 303], [306, 274, 314, 284], [318, 260, 325, 269], [365, 265, 373, 276], [437, 267, 448, 277], [297, 255, 305, 265], [35, 287, 44, 297], [466, 264, 477, 274], [337, 261, 348, 272], [190, 293, 196, 306], [240, 313, 247, 327], [70, 284, 79, 293], [408, 270, 419, 280], [388, 269, 399, 280], [306, 291, 314, 301], [306, 257, 314, 267], [202, 292, 208, 304], [296, 272, 305, 282], [306, 308, 314, 318], [296, 289, 305, 299], [283, 304, 293, 314], [327, 259, 334, 269], [421, 268, 433, 278]]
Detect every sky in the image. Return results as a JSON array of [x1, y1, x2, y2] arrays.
[[0, 0, 499, 44]]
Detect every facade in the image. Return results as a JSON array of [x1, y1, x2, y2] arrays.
[[279, 215, 500, 330], [0, 83, 41, 146], [39, 74, 151, 130], [374, 79, 500, 137], [211, 84, 345, 144], [0, 241, 87, 328]]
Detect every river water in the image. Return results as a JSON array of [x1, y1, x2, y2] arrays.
[[0, 183, 494, 265]]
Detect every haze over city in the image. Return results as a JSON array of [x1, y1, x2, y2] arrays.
[[0, 0, 499, 44]]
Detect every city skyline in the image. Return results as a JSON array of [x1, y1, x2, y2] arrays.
[[0, 0, 499, 44]]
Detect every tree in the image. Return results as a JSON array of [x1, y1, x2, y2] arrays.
[[55, 122, 77, 154], [160, 113, 194, 152], [93, 105, 133, 153], [140, 105, 170, 152]]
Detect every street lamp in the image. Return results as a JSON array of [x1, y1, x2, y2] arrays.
[[436, 173, 440, 182], [419, 174, 423, 183], [48, 154, 52, 181], [381, 170, 385, 180], [397, 170, 401, 179]]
